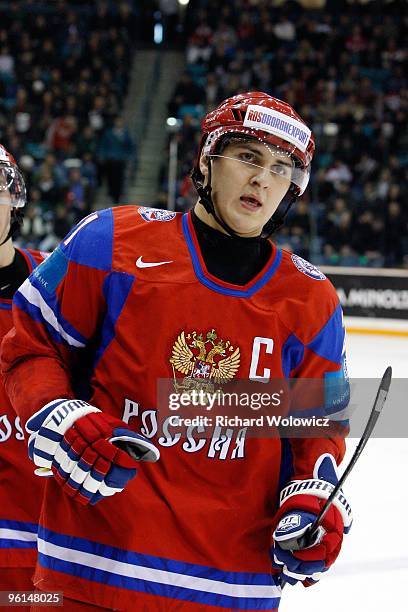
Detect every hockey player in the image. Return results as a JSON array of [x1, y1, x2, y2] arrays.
[[0, 145, 47, 594], [1, 92, 351, 611]]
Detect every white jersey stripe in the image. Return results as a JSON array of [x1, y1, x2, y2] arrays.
[[19, 279, 85, 348], [38, 537, 281, 599], [63, 213, 98, 247], [0, 528, 37, 542]]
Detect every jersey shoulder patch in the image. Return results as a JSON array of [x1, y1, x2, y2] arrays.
[[31, 246, 68, 295], [291, 254, 326, 281], [137, 206, 177, 223]]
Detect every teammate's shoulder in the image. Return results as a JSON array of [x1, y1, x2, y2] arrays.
[[17, 247, 49, 268]]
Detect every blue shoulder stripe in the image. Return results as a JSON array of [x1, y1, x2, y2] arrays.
[[307, 304, 344, 365], [281, 334, 304, 378], [61, 209, 113, 271], [93, 272, 135, 367]]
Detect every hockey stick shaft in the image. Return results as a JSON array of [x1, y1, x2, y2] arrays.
[[307, 365, 392, 539], [279, 366, 392, 554]]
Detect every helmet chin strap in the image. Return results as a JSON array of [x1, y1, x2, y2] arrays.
[[191, 159, 246, 239], [0, 208, 24, 246], [261, 184, 298, 237], [191, 160, 298, 240]]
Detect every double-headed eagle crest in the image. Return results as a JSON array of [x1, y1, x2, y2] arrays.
[[170, 329, 240, 393]]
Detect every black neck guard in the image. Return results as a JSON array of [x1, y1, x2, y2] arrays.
[[191, 210, 271, 285]]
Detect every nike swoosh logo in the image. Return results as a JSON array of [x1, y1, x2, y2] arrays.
[[136, 256, 173, 268]]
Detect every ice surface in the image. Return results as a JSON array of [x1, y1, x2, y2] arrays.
[[281, 326, 408, 611]]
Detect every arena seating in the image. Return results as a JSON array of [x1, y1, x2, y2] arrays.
[[166, 0, 407, 267]]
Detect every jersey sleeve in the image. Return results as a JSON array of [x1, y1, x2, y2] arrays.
[[0, 210, 114, 425], [280, 291, 350, 487]]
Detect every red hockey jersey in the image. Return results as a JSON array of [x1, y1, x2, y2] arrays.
[[0, 248, 46, 568], [1, 207, 349, 611]]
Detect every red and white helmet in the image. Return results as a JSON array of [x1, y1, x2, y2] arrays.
[[195, 91, 315, 196], [0, 144, 27, 208]]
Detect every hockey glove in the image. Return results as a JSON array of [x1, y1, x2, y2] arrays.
[[26, 399, 160, 505], [271, 454, 352, 585]]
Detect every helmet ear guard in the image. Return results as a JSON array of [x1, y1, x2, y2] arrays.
[[261, 184, 298, 236], [191, 159, 236, 237]]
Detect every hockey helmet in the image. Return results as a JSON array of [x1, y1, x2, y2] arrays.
[[191, 92, 315, 236], [0, 144, 26, 244], [195, 91, 314, 196], [0, 144, 27, 208]]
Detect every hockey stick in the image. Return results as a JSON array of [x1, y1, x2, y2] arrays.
[[278, 366, 392, 570]]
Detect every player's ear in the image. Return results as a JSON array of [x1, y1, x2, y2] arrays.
[[199, 154, 209, 180]]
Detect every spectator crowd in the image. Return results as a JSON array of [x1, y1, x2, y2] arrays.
[[0, 0, 406, 268], [0, 0, 137, 250], [165, 0, 407, 268]]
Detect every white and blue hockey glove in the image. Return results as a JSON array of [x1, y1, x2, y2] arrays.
[[26, 399, 160, 505], [271, 454, 352, 585]]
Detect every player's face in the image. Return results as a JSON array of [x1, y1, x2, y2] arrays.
[[200, 140, 292, 237]]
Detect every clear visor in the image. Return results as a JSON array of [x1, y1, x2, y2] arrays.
[[205, 133, 311, 195], [0, 162, 27, 208]]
